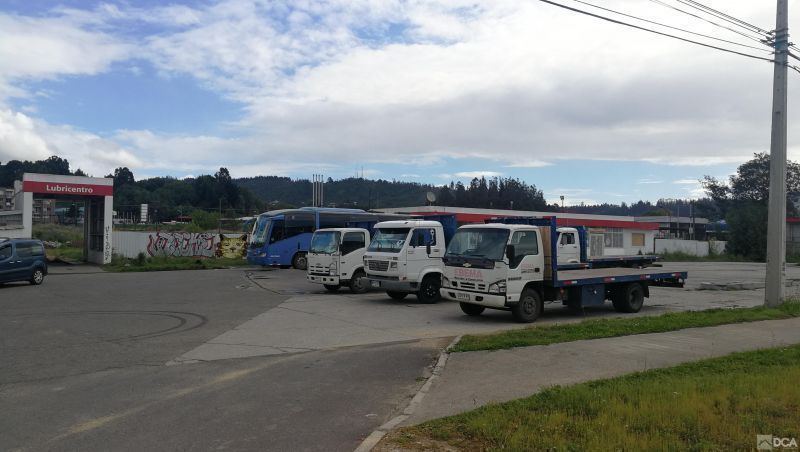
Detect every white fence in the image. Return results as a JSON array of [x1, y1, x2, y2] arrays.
[[113, 231, 248, 259], [654, 239, 727, 257]]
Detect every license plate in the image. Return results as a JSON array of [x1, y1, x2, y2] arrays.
[[370, 280, 380, 288], [456, 292, 470, 301]]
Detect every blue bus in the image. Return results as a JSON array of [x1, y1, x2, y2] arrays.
[[246, 207, 406, 269]]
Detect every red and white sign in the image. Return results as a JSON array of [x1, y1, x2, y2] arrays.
[[22, 181, 113, 196]]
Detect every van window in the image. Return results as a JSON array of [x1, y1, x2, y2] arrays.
[[0, 244, 11, 260], [17, 243, 42, 258]]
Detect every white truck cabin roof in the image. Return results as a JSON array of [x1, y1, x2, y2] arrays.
[[313, 227, 369, 234], [461, 223, 539, 232], [374, 220, 443, 229]]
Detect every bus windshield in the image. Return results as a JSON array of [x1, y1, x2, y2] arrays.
[[310, 231, 340, 254], [250, 217, 271, 247], [446, 228, 509, 261], [368, 228, 410, 253]]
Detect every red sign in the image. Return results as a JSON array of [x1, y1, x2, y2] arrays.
[[22, 181, 113, 196]]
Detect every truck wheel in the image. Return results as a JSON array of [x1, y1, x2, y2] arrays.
[[387, 291, 408, 300], [417, 275, 441, 304], [349, 270, 369, 294], [460, 302, 485, 316], [512, 288, 542, 323], [30, 269, 45, 285], [612, 283, 645, 313], [292, 252, 308, 270], [323, 284, 340, 292]]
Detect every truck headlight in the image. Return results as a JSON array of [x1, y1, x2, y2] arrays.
[[488, 281, 506, 294], [329, 262, 337, 275], [442, 276, 451, 287], [258, 252, 267, 257], [390, 261, 398, 269]]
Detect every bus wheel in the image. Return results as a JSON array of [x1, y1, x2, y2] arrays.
[[511, 288, 542, 323], [417, 275, 441, 304], [349, 270, 369, 294], [324, 284, 340, 292], [292, 252, 308, 270], [612, 283, 645, 313], [387, 291, 407, 300]]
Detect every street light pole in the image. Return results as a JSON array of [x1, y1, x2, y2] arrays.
[[765, 0, 789, 307]]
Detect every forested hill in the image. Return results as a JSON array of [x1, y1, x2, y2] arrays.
[[235, 176, 436, 209]]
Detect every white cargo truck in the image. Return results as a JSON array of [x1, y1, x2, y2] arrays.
[[306, 228, 371, 293], [441, 217, 686, 322], [363, 216, 457, 303]]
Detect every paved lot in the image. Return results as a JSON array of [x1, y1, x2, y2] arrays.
[[1, 261, 797, 451]]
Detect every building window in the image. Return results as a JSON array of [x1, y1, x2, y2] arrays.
[[632, 233, 645, 247], [604, 228, 623, 248]]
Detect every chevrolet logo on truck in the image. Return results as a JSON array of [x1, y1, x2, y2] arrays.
[[462, 262, 472, 268]]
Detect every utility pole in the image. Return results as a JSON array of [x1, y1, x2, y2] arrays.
[[766, 0, 789, 307]]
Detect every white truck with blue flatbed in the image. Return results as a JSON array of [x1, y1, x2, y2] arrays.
[[441, 217, 687, 322]]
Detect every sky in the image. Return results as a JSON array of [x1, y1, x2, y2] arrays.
[[1, 0, 800, 206]]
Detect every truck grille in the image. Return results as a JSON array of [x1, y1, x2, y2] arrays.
[[368, 260, 389, 272], [456, 282, 486, 291]]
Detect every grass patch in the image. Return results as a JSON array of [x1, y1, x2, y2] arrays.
[[32, 224, 84, 245], [453, 301, 800, 352], [104, 254, 250, 272], [382, 345, 800, 451], [46, 246, 84, 262], [658, 250, 749, 262]]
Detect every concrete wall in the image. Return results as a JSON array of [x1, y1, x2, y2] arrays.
[[113, 231, 248, 259], [655, 239, 727, 256]]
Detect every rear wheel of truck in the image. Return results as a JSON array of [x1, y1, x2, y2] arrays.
[[292, 252, 308, 270], [324, 284, 340, 292], [387, 291, 408, 300], [417, 275, 441, 304], [460, 302, 485, 316], [349, 270, 369, 294], [512, 288, 542, 323], [612, 282, 645, 313]]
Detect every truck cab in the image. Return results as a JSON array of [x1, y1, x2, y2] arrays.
[[556, 227, 580, 264], [363, 219, 449, 303], [307, 228, 371, 293]]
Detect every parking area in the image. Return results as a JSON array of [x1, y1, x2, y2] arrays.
[[1, 261, 798, 451]]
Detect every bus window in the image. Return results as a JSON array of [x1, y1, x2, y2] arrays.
[[269, 219, 286, 243], [285, 214, 314, 238], [319, 213, 350, 229]]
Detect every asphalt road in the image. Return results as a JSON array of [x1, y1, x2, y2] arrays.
[[2, 261, 798, 451], [0, 268, 443, 452]]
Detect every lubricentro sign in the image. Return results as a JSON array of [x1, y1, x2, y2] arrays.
[[22, 181, 113, 196]]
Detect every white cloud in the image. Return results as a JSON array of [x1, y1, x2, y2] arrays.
[[637, 178, 663, 184], [674, 179, 700, 185], [454, 171, 502, 178]]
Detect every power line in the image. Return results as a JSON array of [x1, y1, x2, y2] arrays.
[[673, 0, 770, 36], [646, 0, 769, 47], [536, 0, 776, 64], [570, 0, 771, 53]]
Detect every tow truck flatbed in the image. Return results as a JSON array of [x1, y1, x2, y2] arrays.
[[556, 267, 686, 288]]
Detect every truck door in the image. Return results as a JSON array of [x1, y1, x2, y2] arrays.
[[407, 228, 439, 279], [340, 231, 367, 279], [557, 232, 580, 264], [507, 230, 544, 301]]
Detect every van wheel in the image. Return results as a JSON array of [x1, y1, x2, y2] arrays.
[[292, 252, 308, 270], [387, 291, 407, 300], [612, 283, 645, 313], [323, 284, 340, 292], [417, 275, 441, 304], [460, 302, 485, 316], [349, 270, 369, 294], [30, 269, 45, 285], [511, 288, 542, 323]]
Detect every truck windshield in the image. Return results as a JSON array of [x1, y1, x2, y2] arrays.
[[446, 228, 509, 261], [310, 231, 340, 254], [368, 228, 410, 253], [249, 218, 271, 247]]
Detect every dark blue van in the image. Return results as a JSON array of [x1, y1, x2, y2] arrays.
[[0, 239, 48, 285]]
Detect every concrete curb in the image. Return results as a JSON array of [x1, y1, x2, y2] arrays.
[[353, 335, 462, 452]]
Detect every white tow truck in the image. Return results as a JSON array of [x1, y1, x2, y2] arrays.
[[441, 217, 686, 322], [363, 216, 457, 303], [306, 228, 372, 293]]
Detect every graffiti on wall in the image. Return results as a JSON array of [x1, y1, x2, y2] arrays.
[[147, 232, 217, 257], [145, 232, 248, 258], [104, 225, 112, 264]]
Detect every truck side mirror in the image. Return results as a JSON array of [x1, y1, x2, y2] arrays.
[[506, 244, 515, 262], [426, 243, 432, 255]]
